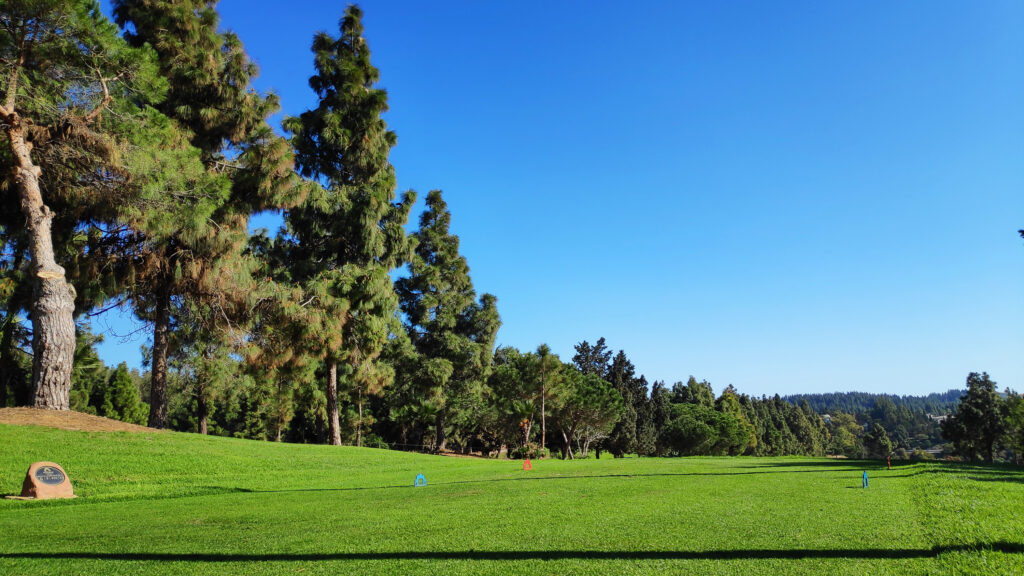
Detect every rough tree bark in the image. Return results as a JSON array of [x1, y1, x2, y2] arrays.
[[148, 281, 171, 428], [326, 361, 341, 445], [2, 105, 76, 410]]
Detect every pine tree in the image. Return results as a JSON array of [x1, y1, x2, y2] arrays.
[[94, 362, 147, 425], [483, 345, 538, 456], [716, 385, 757, 454], [603, 350, 638, 456], [672, 376, 716, 407], [572, 337, 612, 376], [68, 326, 109, 413], [396, 190, 500, 451], [283, 5, 414, 445], [112, 0, 301, 428], [942, 372, 1005, 462], [863, 422, 893, 459], [553, 368, 623, 459], [1, 0, 170, 409]]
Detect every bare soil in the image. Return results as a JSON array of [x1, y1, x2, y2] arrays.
[[0, 408, 157, 433]]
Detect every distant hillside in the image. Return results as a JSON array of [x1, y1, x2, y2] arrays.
[[782, 390, 963, 415]]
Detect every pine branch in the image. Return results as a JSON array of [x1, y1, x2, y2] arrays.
[[81, 70, 121, 124]]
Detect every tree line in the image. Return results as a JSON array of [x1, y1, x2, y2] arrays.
[[784, 390, 963, 416], [1, 2, 1017, 463]]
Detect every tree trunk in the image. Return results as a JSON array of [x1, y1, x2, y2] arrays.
[[436, 411, 447, 452], [541, 387, 546, 455], [147, 281, 171, 428], [0, 259, 26, 406], [356, 384, 363, 447], [3, 113, 77, 410], [197, 385, 208, 435], [561, 430, 571, 460], [326, 361, 341, 445]]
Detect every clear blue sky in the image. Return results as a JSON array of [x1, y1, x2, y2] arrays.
[[93, 0, 1024, 397]]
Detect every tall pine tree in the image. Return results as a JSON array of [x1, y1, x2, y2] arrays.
[[396, 190, 500, 451], [113, 0, 301, 428], [283, 5, 414, 446]]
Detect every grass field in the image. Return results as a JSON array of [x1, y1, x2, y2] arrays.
[[2, 423, 1023, 575]]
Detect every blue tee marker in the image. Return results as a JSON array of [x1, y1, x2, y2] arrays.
[[862, 471, 869, 489], [414, 473, 427, 487]]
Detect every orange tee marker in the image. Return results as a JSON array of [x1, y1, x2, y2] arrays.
[[523, 458, 532, 471]]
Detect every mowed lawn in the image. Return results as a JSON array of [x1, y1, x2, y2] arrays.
[[1, 424, 1023, 575]]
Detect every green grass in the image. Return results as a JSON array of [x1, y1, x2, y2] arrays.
[[1, 424, 1023, 575]]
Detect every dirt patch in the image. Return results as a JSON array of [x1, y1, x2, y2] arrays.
[[0, 408, 157, 433]]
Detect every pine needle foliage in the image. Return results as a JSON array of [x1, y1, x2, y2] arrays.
[[395, 190, 500, 451], [112, 0, 304, 428], [281, 5, 414, 445]]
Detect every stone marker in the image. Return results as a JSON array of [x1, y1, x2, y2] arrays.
[[6, 462, 75, 500]]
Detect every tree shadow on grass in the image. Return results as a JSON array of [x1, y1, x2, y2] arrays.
[[251, 467, 926, 495], [738, 460, 876, 469], [2, 543, 1021, 562]]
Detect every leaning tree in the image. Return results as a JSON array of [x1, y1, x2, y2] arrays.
[[0, 0, 165, 409]]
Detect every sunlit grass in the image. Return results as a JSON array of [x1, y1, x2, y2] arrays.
[[1, 423, 1023, 575]]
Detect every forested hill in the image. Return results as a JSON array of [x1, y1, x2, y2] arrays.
[[783, 390, 963, 415]]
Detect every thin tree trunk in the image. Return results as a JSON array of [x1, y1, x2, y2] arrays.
[[541, 386, 546, 455], [148, 281, 171, 428], [0, 252, 25, 406], [436, 411, 447, 452], [356, 384, 363, 447], [2, 109, 76, 410], [197, 384, 208, 435], [326, 361, 341, 445]]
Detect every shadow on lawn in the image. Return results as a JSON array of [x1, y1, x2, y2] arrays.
[[250, 466, 925, 495], [3, 542, 1022, 562]]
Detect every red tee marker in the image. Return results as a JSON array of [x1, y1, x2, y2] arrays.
[[523, 459, 532, 471]]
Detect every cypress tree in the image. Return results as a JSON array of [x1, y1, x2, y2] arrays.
[[283, 5, 414, 445], [396, 190, 500, 451]]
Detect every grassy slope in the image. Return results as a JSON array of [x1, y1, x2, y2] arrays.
[[1, 424, 1023, 575]]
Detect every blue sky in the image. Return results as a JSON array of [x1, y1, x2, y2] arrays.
[[94, 0, 1024, 397]]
